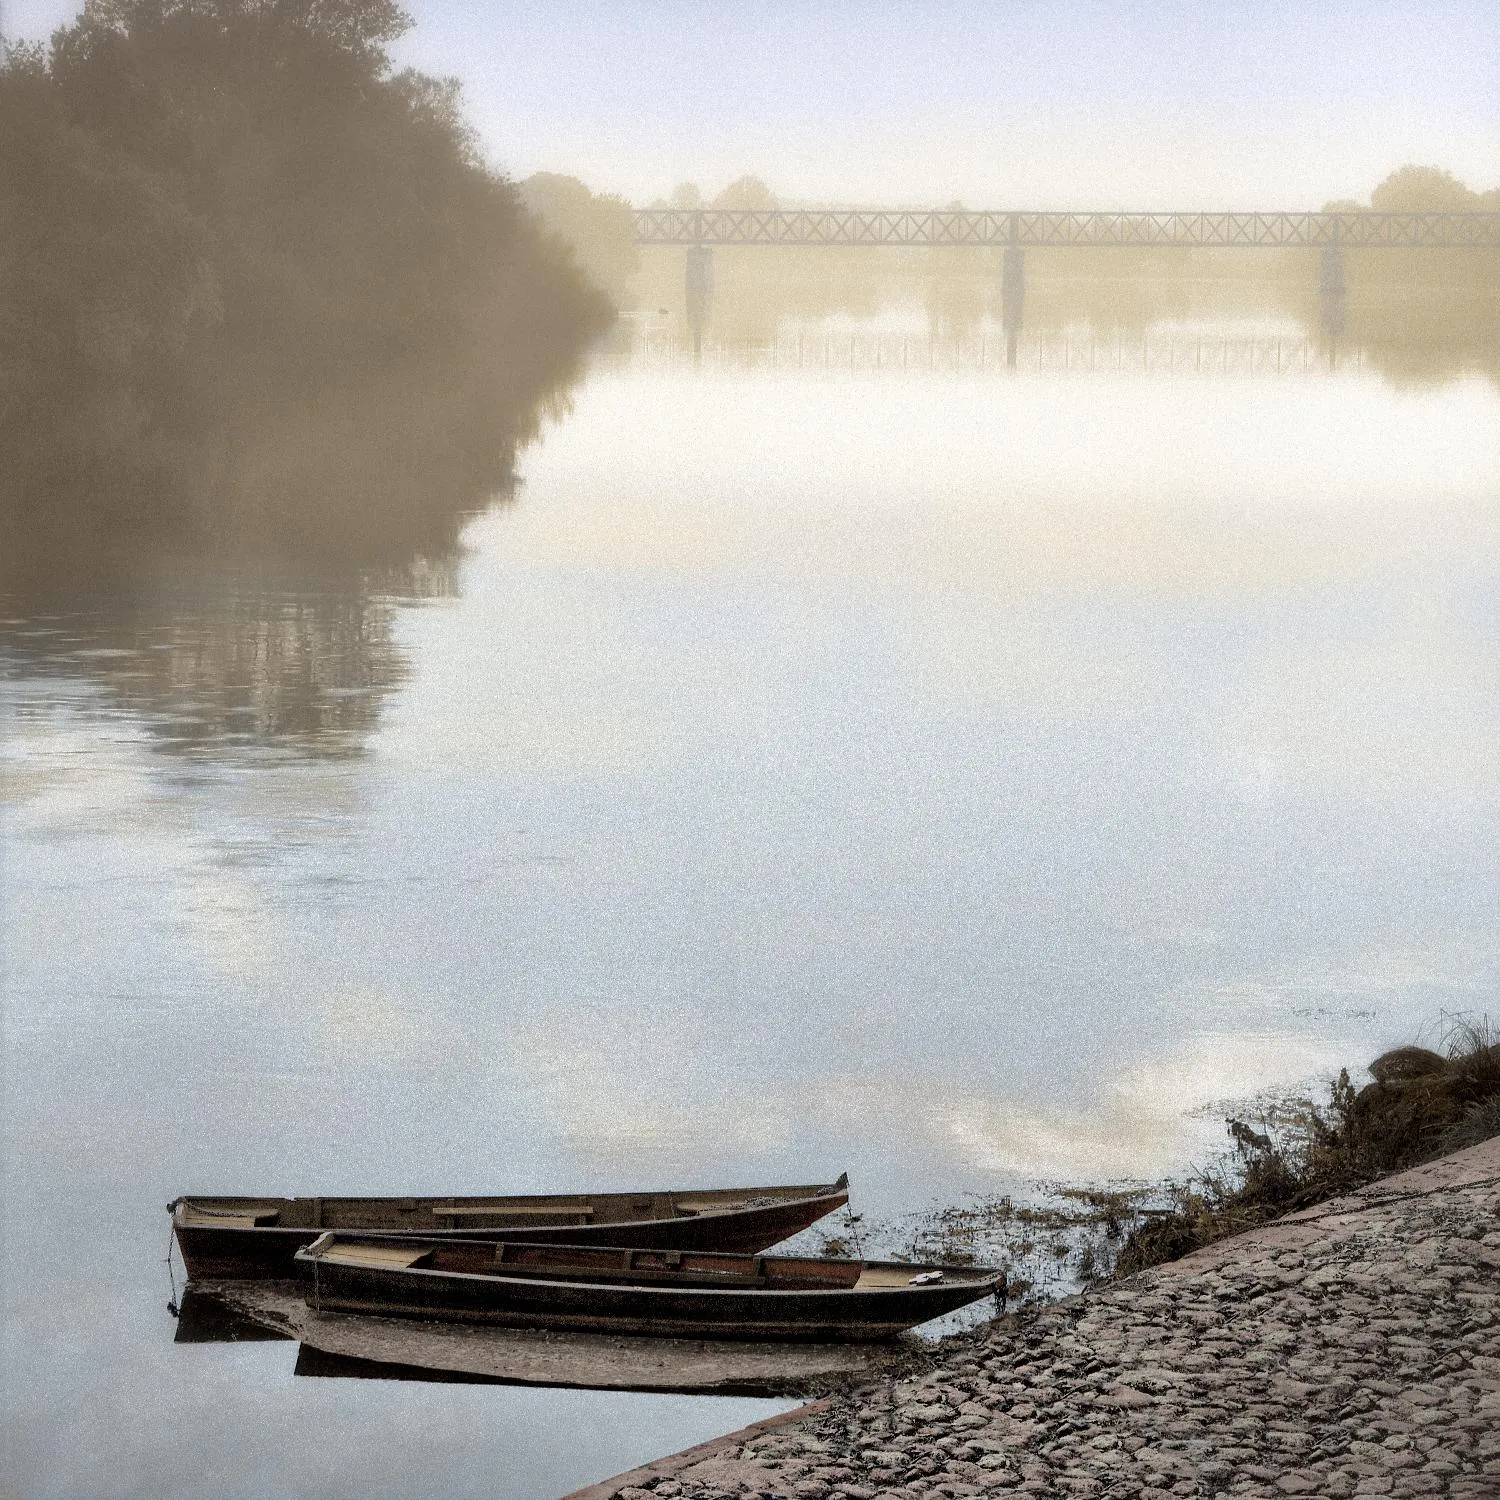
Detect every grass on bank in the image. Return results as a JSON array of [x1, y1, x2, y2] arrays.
[[1111, 1018, 1500, 1278], [840, 1019, 1500, 1303]]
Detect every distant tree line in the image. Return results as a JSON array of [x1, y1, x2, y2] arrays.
[[654, 176, 780, 212], [654, 165, 1500, 216], [0, 0, 612, 575], [1325, 164, 1500, 214]]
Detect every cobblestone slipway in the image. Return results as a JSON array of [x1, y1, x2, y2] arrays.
[[568, 1136, 1500, 1500]]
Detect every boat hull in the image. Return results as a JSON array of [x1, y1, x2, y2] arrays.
[[173, 1185, 849, 1280], [298, 1257, 1001, 1342]]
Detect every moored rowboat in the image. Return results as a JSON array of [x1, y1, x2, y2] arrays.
[[171, 1177, 849, 1279], [295, 1233, 1003, 1342]]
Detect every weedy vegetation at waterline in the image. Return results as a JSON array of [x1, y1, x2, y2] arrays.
[[848, 1020, 1500, 1304], [1112, 1018, 1500, 1278]]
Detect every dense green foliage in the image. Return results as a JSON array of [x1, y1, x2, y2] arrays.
[[0, 0, 611, 572]]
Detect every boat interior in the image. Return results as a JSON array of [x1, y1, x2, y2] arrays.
[[299, 1234, 998, 1293], [174, 1181, 845, 1233]]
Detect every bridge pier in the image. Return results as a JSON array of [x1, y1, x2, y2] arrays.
[[1001, 245, 1025, 368], [1319, 241, 1346, 367], [685, 246, 714, 359]]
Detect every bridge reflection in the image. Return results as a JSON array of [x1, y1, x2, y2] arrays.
[[623, 325, 1364, 378]]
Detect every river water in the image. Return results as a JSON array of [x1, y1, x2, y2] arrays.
[[4, 316, 1498, 1496]]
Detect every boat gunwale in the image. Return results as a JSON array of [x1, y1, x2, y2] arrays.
[[171, 1179, 850, 1233]]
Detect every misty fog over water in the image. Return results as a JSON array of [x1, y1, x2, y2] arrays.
[[4, 293, 1497, 1491]]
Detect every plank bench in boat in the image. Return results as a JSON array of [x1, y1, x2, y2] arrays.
[[294, 1233, 1004, 1342], [170, 1177, 849, 1280]]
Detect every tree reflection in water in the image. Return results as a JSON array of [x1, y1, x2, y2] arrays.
[[3, 555, 456, 761], [1, 371, 515, 762]]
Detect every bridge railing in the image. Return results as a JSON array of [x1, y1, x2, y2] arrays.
[[632, 209, 1500, 249]]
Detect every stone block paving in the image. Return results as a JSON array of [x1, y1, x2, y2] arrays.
[[574, 1137, 1500, 1500]]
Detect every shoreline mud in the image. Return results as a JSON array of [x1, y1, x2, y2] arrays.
[[566, 1135, 1500, 1499]]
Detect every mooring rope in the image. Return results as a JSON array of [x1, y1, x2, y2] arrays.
[[844, 1200, 865, 1260], [164, 1212, 180, 1317]]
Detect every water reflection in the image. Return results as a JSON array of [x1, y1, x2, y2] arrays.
[[5, 294, 1498, 1497], [293, 1346, 513, 1385], [626, 322, 1354, 377], [631, 244, 1500, 388], [2, 567, 447, 763], [2, 334, 524, 766], [286, 1345, 820, 1400], [2, 286, 550, 766], [172, 1288, 292, 1345], [169, 1286, 885, 1397]]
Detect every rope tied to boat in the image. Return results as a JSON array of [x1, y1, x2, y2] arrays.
[[843, 1200, 864, 1259], [164, 1212, 181, 1317]]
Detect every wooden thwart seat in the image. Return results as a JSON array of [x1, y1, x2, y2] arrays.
[[179, 1207, 281, 1228], [318, 1243, 434, 1270], [855, 1267, 922, 1288]]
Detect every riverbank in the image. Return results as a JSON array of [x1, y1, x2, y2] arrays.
[[569, 1134, 1500, 1499]]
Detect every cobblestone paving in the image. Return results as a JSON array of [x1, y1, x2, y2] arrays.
[[579, 1137, 1500, 1500]]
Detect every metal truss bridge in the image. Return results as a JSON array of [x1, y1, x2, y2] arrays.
[[632, 208, 1500, 250]]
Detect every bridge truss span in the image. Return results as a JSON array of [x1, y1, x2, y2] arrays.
[[632, 208, 1500, 250]]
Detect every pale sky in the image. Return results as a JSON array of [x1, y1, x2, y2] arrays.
[[4, 0, 1498, 208]]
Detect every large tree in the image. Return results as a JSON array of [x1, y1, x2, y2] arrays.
[[0, 0, 611, 562]]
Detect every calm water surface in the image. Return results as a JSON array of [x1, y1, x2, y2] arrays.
[[4, 340, 1498, 1495]]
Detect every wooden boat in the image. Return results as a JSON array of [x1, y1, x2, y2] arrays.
[[170, 1177, 849, 1280], [294, 1233, 1003, 1342]]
